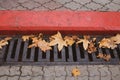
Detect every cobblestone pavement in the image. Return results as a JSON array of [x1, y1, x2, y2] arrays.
[[0, 0, 120, 80]]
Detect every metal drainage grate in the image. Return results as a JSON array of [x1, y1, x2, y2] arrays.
[[0, 35, 120, 65]]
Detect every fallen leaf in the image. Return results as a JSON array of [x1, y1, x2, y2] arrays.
[[64, 36, 75, 46], [76, 35, 90, 50], [97, 53, 111, 61], [110, 34, 120, 44], [99, 38, 117, 49], [22, 35, 34, 41], [88, 41, 97, 53], [72, 68, 80, 77], [49, 32, 67, 51]]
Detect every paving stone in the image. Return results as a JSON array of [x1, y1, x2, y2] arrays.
[[0, 0, 19, 9], [64, 2, 82, 10], [20, 76, 31, 80], [21, 0, 41, 9], [88, 65, 100, 76], [33, 0, 51, 4], [43, 76, 55, 80], [98, 66, 111, 77], [0, 76, 8, 80], [33, 6, 49, 11], [85, 2, 103, 10], [18, 0, 29, 3], [89, 76, 100, 80], [55, 76, 65, 80], [98, 6, 109, 11], [11, 6, 27, 10], [31, 76, 42, 80], [77, 65, 88, 77], [101, 76, 111, 80], [112, 75, 120, 80], [43, 1, 62, 10], [78, 6, 91, 11], [9, 66, 20, 75], [43, 66, 55, 76], [73, 0, 91, 5], [8, 76, 19, 80], [66, 65, 77, 76], [0, 7, 6, 10], [55, 66, 66, 77], [66, 76, 76, 80], [78, 76, 89, 80], [21, 66, 32, 76], [54, 0, 72, 4], [105, 3, 120, 11], [93, 0, 110, 5], [32, 66, 43, 76], [109, 65, 120, 76], [113, 0, 120, 4], [0, 66, 10, 75]]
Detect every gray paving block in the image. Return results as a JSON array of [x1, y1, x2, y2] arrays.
[[73, 0, 91, 5], [21, 66, 32, 76], [0, 66, 10, 75], [55, 66, 66, 77], [9, 66, 20, 76], [0, 76, 8, 80], [8, 76, 19, 80], [32, 66, 43, 76], [43, 66, 55, 77], [88, 65, 100, 76]]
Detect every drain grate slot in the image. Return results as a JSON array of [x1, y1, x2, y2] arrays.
[[0, 35, 120, 65]]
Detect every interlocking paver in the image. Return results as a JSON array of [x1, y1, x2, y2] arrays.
[[21, 66, 32, 76], [77, 65, 88, 77], [33, 0, 51, 4], [89, 76, 100, 80], [0, 0, 19, 9], [88, 65, 100, 76], [11, 6, 27, 10], [0, 66, 10, 75], [32, 66, 43, 76], [105, 3, 120, 11], [109, 65, 120, 76], [113, 0, 120, 4], [43, 76, 55, 80], [31, 76, 42, 80], [0, 76, 8, 80], [21, 0, 41, 10], [9, 66, 20, 76], [77, 76, 89, 80], [55, 66, 66, 77], [43, 1, 62, 10], [54, 0, 72, 4], [66, 66, 77, 76], [73, 0, 91, 5], [55, 76, 66, 80], [19, 76, 31, 80], [66, 76, 76, 80], [85, 2, 103, 10], [43, 66, 55, 77], [8, 76, 19, 80], [64, 2, 82, 10], [93, 0, 110, 5], [33, 6, 49, 11]]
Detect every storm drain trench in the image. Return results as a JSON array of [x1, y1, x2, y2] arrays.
[[0, 35, 120, 65]]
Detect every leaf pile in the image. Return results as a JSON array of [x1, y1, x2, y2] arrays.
[[0, 37, 12, 49]]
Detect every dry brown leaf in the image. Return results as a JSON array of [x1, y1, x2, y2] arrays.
[[0, 37, 12, 49], [88, 41, 97, 53], [72, 35, 79, 40], [22, 35, 34, 41], [97, 53, 111, 61], [99, 38, 117, 49], [49, 32, 67, 51], [76, 35, 90, 50], [110, 34, 120, 44], [64, 36, 75, 46], [72, 68, 80, 77], [38, 40, 52, 52]]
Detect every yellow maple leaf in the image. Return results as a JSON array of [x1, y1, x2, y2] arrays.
[[64, 36, 75, 46], [72, 68, 80, 77], [76, 35, 90, 50], [49, 32, 67, 51]]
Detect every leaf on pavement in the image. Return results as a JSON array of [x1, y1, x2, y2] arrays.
[[72, 68, 80, 77]]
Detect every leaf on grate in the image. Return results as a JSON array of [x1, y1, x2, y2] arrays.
[[110, 34, 120, 44], [88, 41, 97, 53], [99, 38, 117, 49], [97, 53, 111, 61], [49, 32, 67, 51], [76, 35, 90, 50], [28, 37, 51, 52], [22, 35, 35, 41], [64, 36, 75, 46], [0, 37, 12, 49], [72, 68, 80, 77]]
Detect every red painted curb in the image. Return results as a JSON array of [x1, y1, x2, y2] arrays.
[[0, 11, 120, 34]]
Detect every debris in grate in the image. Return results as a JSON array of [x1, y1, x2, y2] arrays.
[[0, 32, 120, 65]]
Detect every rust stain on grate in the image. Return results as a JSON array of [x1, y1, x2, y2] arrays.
[[0, 35, 120, 65]]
